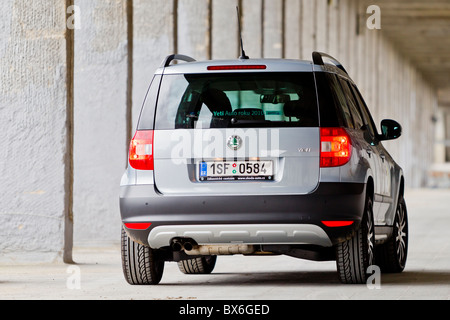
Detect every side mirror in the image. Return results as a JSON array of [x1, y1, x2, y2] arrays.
[[380, 119, 402, 140]]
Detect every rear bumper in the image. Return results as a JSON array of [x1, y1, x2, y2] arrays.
[[148, 223, 333, 248], [120, 182, 366, 247]]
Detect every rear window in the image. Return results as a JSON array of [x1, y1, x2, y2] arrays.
[[153, 72, 319, 129]]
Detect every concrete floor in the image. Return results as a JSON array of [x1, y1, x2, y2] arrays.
[[1, 188, 449, 300]]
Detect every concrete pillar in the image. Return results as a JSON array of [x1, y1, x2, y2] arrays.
[[300, 0, 316, 60], [73, 0, 128, 245], [212, 0, 238, 59], [241, 0, 263, 58], [132, 0, 175, 131], [177, 0, 211, 60], [346, 0, 357, 77], [400, 64, 411, 168], [284, 0, 301, 59], [376, 36, 386, 124], [327, 0, 340, 58], [338, 0, 349, 66], [434, 108, 447, 163], [0, 0, 72, 263], [446, 111, 450, 160], [354, 1, 368, 88], [315, 0, 328, 53], [263, 0, 283, 58]]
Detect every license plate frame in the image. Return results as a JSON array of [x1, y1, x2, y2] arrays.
[[198, 160, 274, 181]]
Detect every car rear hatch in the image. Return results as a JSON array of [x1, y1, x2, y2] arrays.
[[152, 68, 321, 196]]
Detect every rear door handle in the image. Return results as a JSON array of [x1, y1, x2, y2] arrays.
[[380, 154, 386, 162]]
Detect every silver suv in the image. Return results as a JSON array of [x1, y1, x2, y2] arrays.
[[120, 52, 408, 284]]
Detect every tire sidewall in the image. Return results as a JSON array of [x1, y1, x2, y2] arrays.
[[362, 197, 375, 275]]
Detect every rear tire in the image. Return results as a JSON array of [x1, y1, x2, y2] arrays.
[[121, 227, 165, 285], [375, 196, 408, 273], [335, 197, 375, 284], [177, 256, 217, 274]]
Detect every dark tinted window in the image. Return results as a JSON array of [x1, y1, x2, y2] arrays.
[[314, 72, 344, 127], [327, 74, 354, 128], [137, 75, 162, 130], [338, 78, 364, 129], [154, 72, 319, 129], [350, 84, 379, 137]]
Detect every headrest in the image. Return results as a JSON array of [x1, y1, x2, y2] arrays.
[[283, 100, 303, 118], [202, 88, 232, 112]]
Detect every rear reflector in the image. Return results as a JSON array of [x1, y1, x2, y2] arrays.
[[320, 127, 352, 167], [129, 130, 154, 170], [207, 65, 267, 71], [124, 223, 152, 230], [321, 221, 354, 227]]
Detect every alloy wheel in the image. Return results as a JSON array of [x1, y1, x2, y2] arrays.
[[395, 201, 408, 268]]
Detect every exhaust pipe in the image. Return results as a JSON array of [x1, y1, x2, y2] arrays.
[[183, 241, 194, 251], [184, 244, 255, 256], [171, 239, 183, 251], [171, 238, 255, 255], [171, 238, 196, 251]]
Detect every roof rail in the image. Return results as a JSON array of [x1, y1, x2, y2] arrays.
[[312, 51, 348, 74], [160, 54, 196, 68]]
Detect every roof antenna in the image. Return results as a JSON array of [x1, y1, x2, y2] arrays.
[[236, 6, 249, 59]]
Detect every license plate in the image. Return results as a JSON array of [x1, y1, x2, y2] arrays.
[[198, 160, 273, 181]]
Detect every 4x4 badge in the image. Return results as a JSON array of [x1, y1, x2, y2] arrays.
[[227, 135, 242, 150]]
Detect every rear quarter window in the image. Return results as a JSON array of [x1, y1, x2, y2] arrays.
[[350, 84, 379, 137], [338, 77, 365, 130], [314, 72, 345, 127], [137, 75, 162, 130]]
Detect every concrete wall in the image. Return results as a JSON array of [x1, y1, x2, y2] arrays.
[[132, 0, 174, 131], [73, 0, 128, 245], [0, 0, 439, 262], [0, 0, 71, 263]]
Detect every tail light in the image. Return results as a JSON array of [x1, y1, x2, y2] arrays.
[[129, 130, 154, 170], [320, 127, 352, 167]]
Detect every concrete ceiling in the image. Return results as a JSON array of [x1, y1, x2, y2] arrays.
[[373, 0, 450, 104]]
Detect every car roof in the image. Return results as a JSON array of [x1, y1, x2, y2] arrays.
[[154, 58, 315, 74], [154, 54, 351, 80]]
